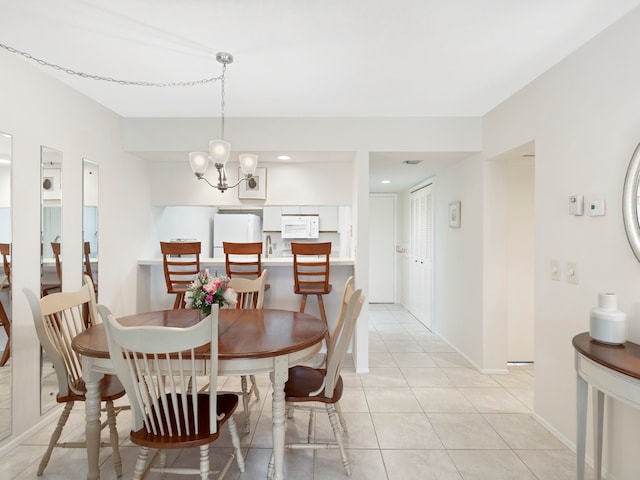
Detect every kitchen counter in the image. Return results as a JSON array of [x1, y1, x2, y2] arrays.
[[137, 257, 354, 267], [136, 257, 355, 331]]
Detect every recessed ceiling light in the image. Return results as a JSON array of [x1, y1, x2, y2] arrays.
[[277, 155, 291, 160], [381, 180, 391, 184]]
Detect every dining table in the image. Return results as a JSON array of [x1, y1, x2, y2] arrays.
[[72, 307, 328, 480]]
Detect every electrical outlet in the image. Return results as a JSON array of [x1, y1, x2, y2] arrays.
[[550, 260, 561, 281], [566, 261, 578, 284]]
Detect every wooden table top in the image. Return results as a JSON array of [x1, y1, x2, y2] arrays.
[[573, 332, 640, 380], [73, 308, 327, 361]]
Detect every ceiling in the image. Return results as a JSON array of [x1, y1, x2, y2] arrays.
[[2, 0, 638, 191]]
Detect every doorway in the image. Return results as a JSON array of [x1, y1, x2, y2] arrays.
[[369, 194, 396, 303]]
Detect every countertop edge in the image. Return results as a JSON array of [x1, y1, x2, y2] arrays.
[[138, 257, 355, 266]]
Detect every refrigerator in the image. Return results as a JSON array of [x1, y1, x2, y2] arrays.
[[212, 213, 263, 258]]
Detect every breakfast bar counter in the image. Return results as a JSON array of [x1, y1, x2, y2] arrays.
[[137, 257, 355, 331]]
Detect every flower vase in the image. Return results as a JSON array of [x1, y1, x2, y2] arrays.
[[589, 293, 626, 345]]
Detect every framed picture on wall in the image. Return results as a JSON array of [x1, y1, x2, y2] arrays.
[[238, 167, 267, 200], [42, 168, 61, 201], [449, 201, 461, 228]]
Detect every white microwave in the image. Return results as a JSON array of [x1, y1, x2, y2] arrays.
[[281, 215, 320, 239]]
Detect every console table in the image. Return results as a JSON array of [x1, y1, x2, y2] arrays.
[[572, 332, 640, 480]]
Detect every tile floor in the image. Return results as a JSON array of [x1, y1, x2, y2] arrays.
[[0, 304, 594, 479]]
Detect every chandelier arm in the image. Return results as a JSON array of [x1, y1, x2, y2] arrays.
[[226, 175, 254, 190]]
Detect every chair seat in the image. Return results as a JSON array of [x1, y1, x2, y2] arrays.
[[130, 393, 239, 449], [58, 374, 126, 403], [284, 366, 343, 404], [295, 284, 332, 295]]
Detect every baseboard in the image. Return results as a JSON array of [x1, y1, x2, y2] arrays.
[[0, 404, 62, 456]]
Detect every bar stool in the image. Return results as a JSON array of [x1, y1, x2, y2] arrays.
[[291, 242, 332, 327], [160, 241, 201, 309], [223, 241, 270, 300]]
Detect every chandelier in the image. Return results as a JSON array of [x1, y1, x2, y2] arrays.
[[188, 52, 258, 192]]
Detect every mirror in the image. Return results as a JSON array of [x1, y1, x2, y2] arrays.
[[623, 142, 640, 262], [41, 146, 62, 414], [83, 159, 98, 298], [0, 132, 11, 440]]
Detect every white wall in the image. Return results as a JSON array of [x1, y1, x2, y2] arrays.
[[0, 48, 151, 446], [433, 155, 485, 369], [484, 7, 640, 478], [506, 158, 535, 361]]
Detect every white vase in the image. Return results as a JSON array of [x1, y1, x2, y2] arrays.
[[589, 293, 626, 345]]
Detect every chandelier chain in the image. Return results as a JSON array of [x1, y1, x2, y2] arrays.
[[0, 42, 224, 87]]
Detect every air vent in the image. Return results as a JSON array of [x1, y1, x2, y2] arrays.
[[403, 160, 422, 165]]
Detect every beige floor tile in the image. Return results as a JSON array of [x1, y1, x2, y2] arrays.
[[483, 414, 567, 450], [360, 368, 409, 387], [430, 352, 473, 368], [412, 387, 477, 413], [460, 388, 531, 413], [337, 387, 369, 412], [490, 370, 534, 389], [314, 412, 380, 449], [314, 448, 388, 480], [383, 341, 424, 353], [515, 449, 596, 480], [442, 368, 501, 387], [448, 449, 537, 480], [428, 413, 508, 449], [400, 367, 454, 387], [371, 413, 443, 449], [391, 352, 437, 368], [382, 449, 462, 480], [369, 351, 398, 368], [508, 388, 534, 411], [364, 387, 423, 413]]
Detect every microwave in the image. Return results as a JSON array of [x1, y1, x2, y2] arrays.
[[281, 214, 320, 239]]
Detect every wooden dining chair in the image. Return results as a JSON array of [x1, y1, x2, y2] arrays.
[[0, 243, 10, 289], [41, 242, 62, 296], [223, 241, 271, 298], [228, 270, 268, 433], [268, 281, 365, 478], [98, 303, 245, 480], [160, 241, 201, 309], [23, 275, 125, 476], [0, 244, 11, 366], [292, 242, 333, 327], [83, 241, 97, 291]]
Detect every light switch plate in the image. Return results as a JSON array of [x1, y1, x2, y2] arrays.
[[550, 260, 561, 281], [566, 261, 578, 284]]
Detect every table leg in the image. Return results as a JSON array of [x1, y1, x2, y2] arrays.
[[592, 387, 604, 480], [577, 373, 588, 480], [83, 359, 104, 480], [270, 355, 289, 480]]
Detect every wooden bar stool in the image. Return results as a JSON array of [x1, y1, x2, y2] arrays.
[[291, 242, 332, 328], [0, 293, 10, 367], [160, 241, 201, 309], [223, 241, 270, 299]]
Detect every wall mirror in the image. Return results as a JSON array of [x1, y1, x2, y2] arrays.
[[623, 142, 640, 262], [83, 159, 98, 298], [40, 146, 62, 414], [0, 132, 12, 440]]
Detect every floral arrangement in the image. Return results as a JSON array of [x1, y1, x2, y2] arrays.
[[184, 270, 237, 316]]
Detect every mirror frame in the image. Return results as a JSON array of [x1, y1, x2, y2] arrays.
[[0, 131, 12, 441], [40, 146, 63, 415], [622, 141, 640, 262], [83, 159, 98, 297]]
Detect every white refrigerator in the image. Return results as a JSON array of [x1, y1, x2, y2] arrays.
[[212, 213, 263, 258]]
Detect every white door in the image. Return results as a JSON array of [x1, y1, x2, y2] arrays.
[[410, 184, 434, 329], [369, 195, 396, 303]]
